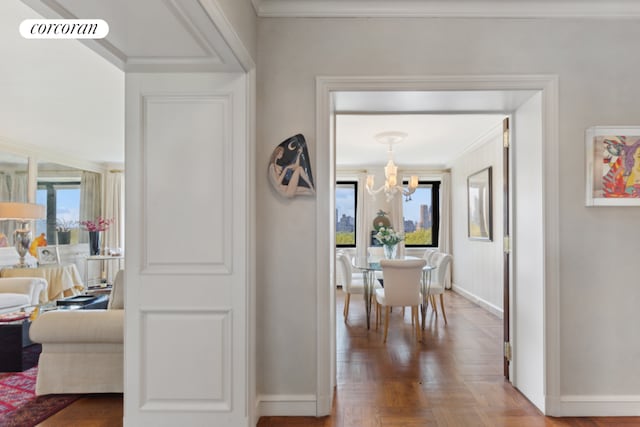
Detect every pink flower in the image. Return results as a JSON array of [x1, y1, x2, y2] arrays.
[[80, 216, 113, 232]]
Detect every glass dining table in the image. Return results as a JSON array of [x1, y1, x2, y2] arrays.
[[351, 256, 434, 330]]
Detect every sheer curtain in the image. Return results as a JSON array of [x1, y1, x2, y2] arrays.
[[0, 173, 12, 240], [12, 173, 27, 202], [355, 173, 369, 261], [79, 171, 101, 244], [102, 170, 124, 281], [439, 172, 452, 288], [104, 170, 124, 253], [390, 190, 405, 258]]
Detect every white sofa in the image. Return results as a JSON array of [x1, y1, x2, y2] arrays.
[[29, 270, 124, 395], [0, 277, 48, 314]]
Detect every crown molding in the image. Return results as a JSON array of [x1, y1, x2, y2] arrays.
[[253, 0, 640, 19], [21, 0, 244, 72], [0, 136, 106, 174]]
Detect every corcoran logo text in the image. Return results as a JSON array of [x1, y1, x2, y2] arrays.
[[20, 19, 109, 39]]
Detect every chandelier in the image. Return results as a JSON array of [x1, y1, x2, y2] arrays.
[[365, 131, 418, 202]]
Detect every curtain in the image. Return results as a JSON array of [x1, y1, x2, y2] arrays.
[[79, 171, 101, 244], [390, 190, 405, 258], [103, 170, 124, 281], [356, 173, 369, 261], [0, 173, 12, 240], [12, 173, 27, 202], [439, 172, 452, 288], [104, 170, 124, 254]]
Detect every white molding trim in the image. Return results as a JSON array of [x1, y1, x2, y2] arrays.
[[254, 0, 640, 19], [257, 394, 317, 417], [0, 136, 106, 174], [199, 0, 257, 73], [451, 283, 503, 319], [555, 395, 640, 416], [22, 0, 247, 73], [316, 74, 560, 416], [448, 123, 503, 167]]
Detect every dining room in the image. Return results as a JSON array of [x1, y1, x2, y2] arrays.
[[326, 85, 545, 414]]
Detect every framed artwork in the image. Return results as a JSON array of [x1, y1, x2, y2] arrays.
[[467, 167, 492, 241], [268, 134, 315, 199], [586, 126, 640, 206], [37, 246, 59, 265]]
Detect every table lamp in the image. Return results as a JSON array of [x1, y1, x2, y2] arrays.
[[0, 202, 46, 268]]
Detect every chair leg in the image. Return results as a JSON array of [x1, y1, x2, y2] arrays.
[[383, 306, 390, 343], [413, 306, 421, 342], [343, 293, 350, 321], [439, 293, 448, 324], [375, 300, 379, 330], [430, 295, 438, 317]]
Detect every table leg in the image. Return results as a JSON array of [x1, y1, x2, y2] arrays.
[[362, 269, 375, 330], [421, 269, 432, 330]]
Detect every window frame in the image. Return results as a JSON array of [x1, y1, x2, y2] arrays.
[[335, 180, 358, 248], [402, 180, 440, 248], [36, 180, 81, 243]]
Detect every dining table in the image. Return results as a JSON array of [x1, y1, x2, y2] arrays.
[[351, 256, 434, 330]]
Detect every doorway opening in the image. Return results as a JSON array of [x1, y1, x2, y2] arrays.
[[315, 75, 560, 416]]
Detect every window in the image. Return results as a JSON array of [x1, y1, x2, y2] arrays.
[[335, 181, 357, 247], [402, 181, 440, 247], [35, 181, 81, 243]]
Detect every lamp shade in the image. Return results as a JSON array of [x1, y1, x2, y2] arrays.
[[0, 202, 46, 220]]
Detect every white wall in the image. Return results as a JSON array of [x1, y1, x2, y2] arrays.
[[256, 17, 640, 415], [450, 126, 504, 316]]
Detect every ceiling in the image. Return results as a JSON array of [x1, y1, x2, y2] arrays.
[[1, 0, 243, 168], [252, 0, 640, 18], [2, 1, 578, 169], [21, 0, 243, 72], [0, 0, 124, 166], [334, 90, 535, 169]]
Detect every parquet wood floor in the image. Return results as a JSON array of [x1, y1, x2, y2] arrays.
[[257, 288, 640, 427], [32, 288, 640, 426]]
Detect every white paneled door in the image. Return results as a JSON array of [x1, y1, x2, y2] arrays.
[[125, 72, 251, 426]]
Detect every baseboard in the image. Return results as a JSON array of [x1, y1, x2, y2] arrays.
[[257, 394, 317, 417], [556, 395, 640, 416], [450, 283, 503, 319]]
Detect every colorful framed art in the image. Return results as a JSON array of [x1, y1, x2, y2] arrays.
[[585, 126, 640, 206]]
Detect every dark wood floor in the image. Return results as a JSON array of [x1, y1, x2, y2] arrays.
[[33, 288, 640, 426], [258, 288, 640, 427], [36, 394, 123, 426]]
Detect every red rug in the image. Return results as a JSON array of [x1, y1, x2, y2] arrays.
[[0, 366, 80, 427]]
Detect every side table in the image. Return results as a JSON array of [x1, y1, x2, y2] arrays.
[[84, 255, 124, 288], [0, 318, 38, 372]]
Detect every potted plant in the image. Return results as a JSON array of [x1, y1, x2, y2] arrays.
[[374, 226, 404, 259], [55, 219, 77, 245], [80, 217, 113, 255]]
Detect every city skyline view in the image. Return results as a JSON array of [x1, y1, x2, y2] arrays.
[[335, 186, 432, 228]]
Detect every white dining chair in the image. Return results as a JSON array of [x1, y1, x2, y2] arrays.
[[337, 252, 379, 321], [426, 252, 452, 324], [375, 259, 426, 343], [422, 248, 438, 265]]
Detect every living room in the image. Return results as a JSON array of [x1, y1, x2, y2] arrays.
[[0, 0, 124, 423]]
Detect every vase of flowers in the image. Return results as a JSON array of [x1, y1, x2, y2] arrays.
[[374, 226, 404, 259], [80, 217, 113, 255]]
